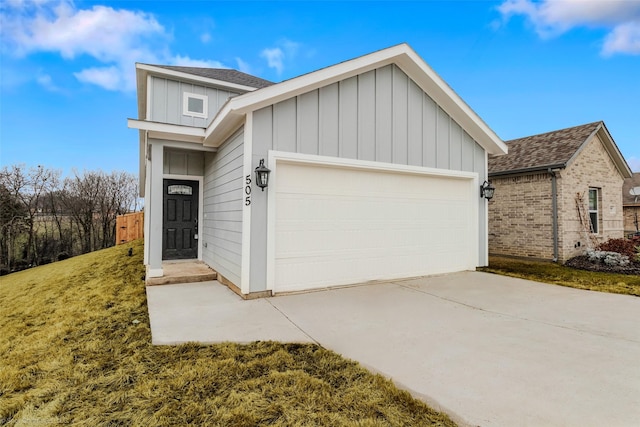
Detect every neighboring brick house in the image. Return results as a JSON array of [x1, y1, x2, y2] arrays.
[[623, 173, 640, 236], [488, 121, 632, 262]]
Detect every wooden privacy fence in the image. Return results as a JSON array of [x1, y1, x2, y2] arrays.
[[116, 212, 144, 245]]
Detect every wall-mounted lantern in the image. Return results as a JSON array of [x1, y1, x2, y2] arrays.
[[480, 180, 495, 200], [254, 159, 271, 191]]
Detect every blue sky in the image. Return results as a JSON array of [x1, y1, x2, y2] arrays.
[[1, 0, 639, 177]]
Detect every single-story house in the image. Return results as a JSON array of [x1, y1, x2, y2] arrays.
[[488, 121, 632, 262], [128, 43, 507, 297], [623, 173, 640, 236]]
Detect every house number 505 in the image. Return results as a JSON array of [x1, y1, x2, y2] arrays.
[[244, 175, 252, 206]]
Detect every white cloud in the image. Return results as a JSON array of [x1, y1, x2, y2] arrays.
[[497, 0, 640, 55], [602, 21, 640, 56], [261, 47, 285, 74], [0, 0, 230, 91], [74, 66, 121, 91], [11, 4, 164, 60], [260, 39, 302, 75]]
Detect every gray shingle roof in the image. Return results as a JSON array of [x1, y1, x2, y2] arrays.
[[151, 65, 274, 89], [488, 121, 602, 176], [623, 173, 640, 206]]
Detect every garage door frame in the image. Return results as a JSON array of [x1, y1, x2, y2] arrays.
[[265, 150, 480, 293]]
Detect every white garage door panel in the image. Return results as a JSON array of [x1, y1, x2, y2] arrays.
[[273, 162, 476, 292]]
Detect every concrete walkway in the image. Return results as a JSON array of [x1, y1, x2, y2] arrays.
[[146, 271, 640, 427]]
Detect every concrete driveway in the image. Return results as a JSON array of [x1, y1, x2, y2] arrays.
[[146, 271, 640, 427]]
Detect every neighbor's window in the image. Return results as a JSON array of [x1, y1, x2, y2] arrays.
[[183, 92, 208, 118], [588, 188, 600, 234]]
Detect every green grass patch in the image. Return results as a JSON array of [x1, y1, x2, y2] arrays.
[[0, 240, 455, 426], [480, 256, 640, 296]]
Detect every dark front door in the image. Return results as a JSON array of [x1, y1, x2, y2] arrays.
[[163, 179, 199, 260]]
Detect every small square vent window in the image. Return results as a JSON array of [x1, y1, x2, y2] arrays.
[[183, 92, 208, 118]]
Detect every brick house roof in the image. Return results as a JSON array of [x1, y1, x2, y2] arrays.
[[488, 121, 603, 176], [623, 173, 640, 206], [151, 65, 274, 89]]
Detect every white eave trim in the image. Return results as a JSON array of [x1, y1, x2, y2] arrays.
[[566, 122, 633, 180], [203, 102, 244, 147], [136, 63, 261, 93], [597, 125, 633, 179], [397, 49, 507, 156], [203, 43, 508, 155], [128, 119, 205, 144]]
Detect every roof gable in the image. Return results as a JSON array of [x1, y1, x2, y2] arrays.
[[204, 43, 507, 156], [489, 121, 632, 179], [133, 63, 273, 125], [489, 122, 600, 175]]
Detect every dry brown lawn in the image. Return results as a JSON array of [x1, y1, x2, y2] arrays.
[[480, 256, 640, 296], [0, 240, 455, 426]]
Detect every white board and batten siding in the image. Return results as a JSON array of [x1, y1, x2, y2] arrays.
[[255, 65, 485, 170], [249, 64, 487, 293], [202, 129, 244, 286], [149, 76, 239, 127]]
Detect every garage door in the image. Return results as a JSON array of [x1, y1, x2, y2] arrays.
[[272, 161, 478, 293]]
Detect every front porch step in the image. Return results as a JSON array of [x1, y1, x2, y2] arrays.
[[146, 261, 217, 286]]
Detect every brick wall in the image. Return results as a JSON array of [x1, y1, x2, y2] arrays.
[[488, 173, 554, 260], [558, 134, 625, 261], [489, 133, 626, 262]]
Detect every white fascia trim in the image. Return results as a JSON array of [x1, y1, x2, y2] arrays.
[[205, 46, 405, 147], [203, 104, 244, 147], [231, 47, 402, 113], [136, 63, 261, 93], [396, 49, 507, 156], [204, 43, 507, 156], [128, 118, 205, 138], [129, 119, 206, 144], [597, 125, 632, 178]]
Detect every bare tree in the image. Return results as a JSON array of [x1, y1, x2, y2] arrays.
[[62, 171, 100, 253], [1, 165, 139, 272], [97, 171, 138, 248], [0, 181, 28, 270], [0, 165, 59, 265], [62, 170, 138, 253]]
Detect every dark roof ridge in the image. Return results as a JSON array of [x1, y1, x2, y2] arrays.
[[505, 121, 603, 144], [488, 121, 604, 175]]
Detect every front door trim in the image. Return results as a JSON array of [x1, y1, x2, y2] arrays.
[[163, 174, 203, 261]]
